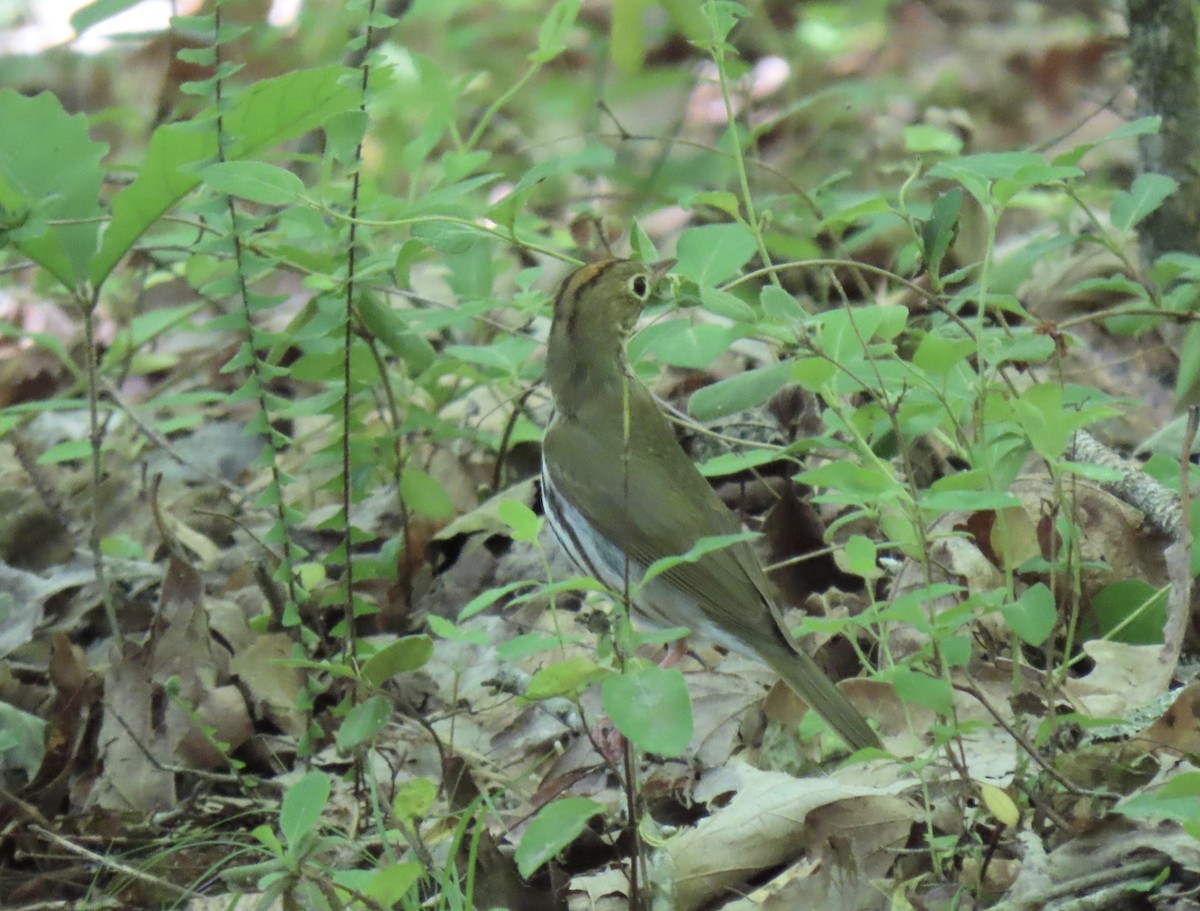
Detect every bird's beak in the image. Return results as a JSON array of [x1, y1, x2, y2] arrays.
[[650, 259, 676, 283]]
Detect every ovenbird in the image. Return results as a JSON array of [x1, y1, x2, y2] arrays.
[[541, 258, 879, 751]]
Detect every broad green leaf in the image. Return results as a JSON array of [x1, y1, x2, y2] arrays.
[[674, 223, 757, 286], [602, 665, 692, 756], [279, 771, 330, 845], [921, 188, 962, 275], [531, 0, 582, 63], [516, 797, 604, 878], [700, 285, 756, 322], [392, 778, 437, 823], [696, 446, 783, 477], [0, 89, 106, 288], [904, 124, 963, 155], [687, 362, 791, 420], [335, 695, 391, 750], [1112, 172, 1177, 232], [1115, 771, 1200, 825], [889, 667, 953, 715], [912, 331, 975, 374], [412, 220, 485, 253], [843, 534, 879, 580], [400, 469, 454, 519], [498, 499, 541, 543], [70, 0, 144, 33], [1053, 115, 1160, 167], [639, 531, 760, 587], [918, 489, 1021, 512], [335, 863, 422, 907], [1177, 323, 1200, 405], [199, 160, 306, 204], [1092, 579, 1167, 645], [38, 440, 92, 464], [524, 656, 605, 700], [760, 284, 806, 321], [632, 320, 743, 369], [1001, 583, 1056, 646], [361, 636, 433, 686], [92, 67, 358, 284]]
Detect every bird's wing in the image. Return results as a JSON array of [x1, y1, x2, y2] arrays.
[[543, 392, 782, 651]]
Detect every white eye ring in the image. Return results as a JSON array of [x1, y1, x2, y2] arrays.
[[627, 273, 650, 299]]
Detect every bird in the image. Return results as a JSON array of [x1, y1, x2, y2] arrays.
[[540, 258, 879, 751]]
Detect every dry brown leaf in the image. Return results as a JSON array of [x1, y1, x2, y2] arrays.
[[665, 761, 915, 911]]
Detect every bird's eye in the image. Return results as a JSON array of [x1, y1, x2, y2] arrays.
[[628, 274, 650, 299]]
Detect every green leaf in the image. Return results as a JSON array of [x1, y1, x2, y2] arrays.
[[337, 863, 423, 907], [530, 0, 582, 63], [760, 284, 805, 321], [356, 296, 436, 375], [797, 460, 897, 497], [1001, 583, 1056, 646], [1115, 771, 1200, 824], [699, 285, 756, 322], [791, 356, 837, 389], [38, 440, 92, 464], [199, 160, 306, 204], [1012, 382, 1069, 459], [279, 771, 330, 845], [843, 534, 879, 580], [516, 797, 604, 878], [1112, 173, 1177, 232], [336, 695, 392, 750], [912, 331, 975, 374], [70, 0, 145, 33], [674, 223, 757, 286], [904, 124, 963, 155], [889, 667, 953, 715], [0, 702, 46, 778], [1177, 323, 1200, 405], [640, 531, 760, 587], [632, 320, 743, 369], [602, 665, 693, 756], [392, 778, 437, 823], [361, 635, 433, 686], [696, 446, 783, 477], [920, 188, 962, 275], [411, 220, 485, 253], [1053, 116, 1160, 167], [1092, 579, 1167, 645], [919, 489, 1022, 512], [498, 499, 542, 543], [687, 362, 791, 420], [400, 469, 454, 519], [0, 89, 106, 288], [525, 656, 605, 700], [456, 580, 532, 622], [91, 67, 358, 285]]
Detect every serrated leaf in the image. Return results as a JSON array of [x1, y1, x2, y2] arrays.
[[0, 89, 106, 288], [92, 67, 358, 284]]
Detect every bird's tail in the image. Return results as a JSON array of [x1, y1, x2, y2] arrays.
[[762, 647, 880, 752]]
